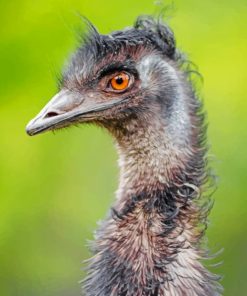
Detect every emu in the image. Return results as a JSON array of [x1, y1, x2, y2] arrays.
[[26, 16, 222, 296]]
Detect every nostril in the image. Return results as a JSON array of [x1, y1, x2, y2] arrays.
[[44, 111, 59, 118]]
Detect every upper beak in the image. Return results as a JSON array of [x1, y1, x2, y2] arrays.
[[26, 89, 125, 136]]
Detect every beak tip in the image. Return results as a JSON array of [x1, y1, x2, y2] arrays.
[[26, 118, 37, 136], [26, 129, 33, 136], [26, 125, 34, 136]]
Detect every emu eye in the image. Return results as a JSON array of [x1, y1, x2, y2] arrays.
[[110, 72, 130, 91]]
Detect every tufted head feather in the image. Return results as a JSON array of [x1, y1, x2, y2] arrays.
[[26, 15, 192, 150]]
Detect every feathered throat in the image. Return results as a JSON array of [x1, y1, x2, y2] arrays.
[[83, 150, 222, 295]]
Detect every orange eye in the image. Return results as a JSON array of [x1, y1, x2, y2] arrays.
[[110, 72, 130, 91]]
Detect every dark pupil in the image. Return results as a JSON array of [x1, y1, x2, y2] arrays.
[[115, 76, 123, 85]]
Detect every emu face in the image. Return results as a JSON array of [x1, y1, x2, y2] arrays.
[[26, 17, 188, 139]]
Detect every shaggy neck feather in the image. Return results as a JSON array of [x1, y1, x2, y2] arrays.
[[84, 114, 222, 296], [115, 115, 188, 203]]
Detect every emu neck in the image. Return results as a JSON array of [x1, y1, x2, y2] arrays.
[[85, 115, 221, 296], [115, 115, 189, 205]]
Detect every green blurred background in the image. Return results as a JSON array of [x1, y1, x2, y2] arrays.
[[0, 0, 246, 295]]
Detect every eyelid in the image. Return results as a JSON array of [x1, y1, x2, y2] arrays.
[[97, 61, 136, 78]]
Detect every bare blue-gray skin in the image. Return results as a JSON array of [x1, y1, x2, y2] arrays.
[[26, 16, 222, 296]]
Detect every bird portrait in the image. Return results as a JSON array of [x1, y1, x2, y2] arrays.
[[26, 15, 222, 296]]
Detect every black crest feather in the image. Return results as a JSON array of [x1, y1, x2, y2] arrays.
[[134, 15, 176, 58]]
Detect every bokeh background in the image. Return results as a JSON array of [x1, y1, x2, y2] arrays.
[[0, 0, 246, 295]]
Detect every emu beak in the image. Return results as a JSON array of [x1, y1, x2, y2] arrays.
[[26, 89, 124, 136], [26, 90, 83, 136]]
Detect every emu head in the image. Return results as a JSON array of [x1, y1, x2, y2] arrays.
[[26, 16, 191, 145]]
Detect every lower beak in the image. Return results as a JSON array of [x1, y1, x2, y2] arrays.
[[26, 89, 124, 136]]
